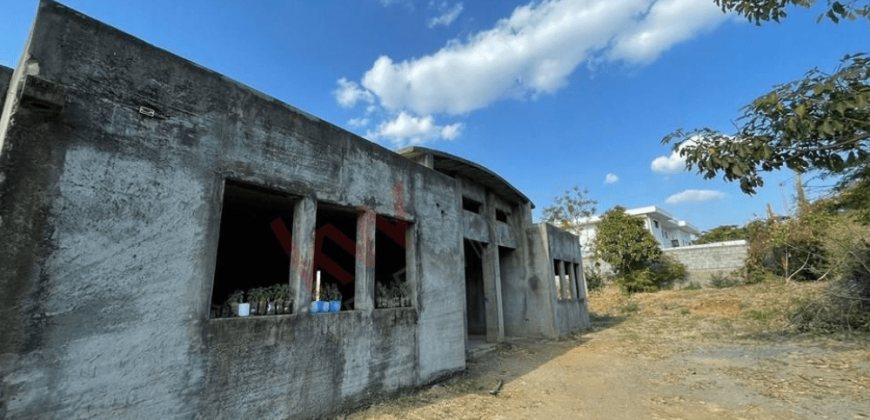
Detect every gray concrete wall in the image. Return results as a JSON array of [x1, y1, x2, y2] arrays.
[[0, 65, 12, 118], [544, 224, 589, 336], [663, 240, 748, 287], [0, 2, 464, 419], [507, 223, 589, 339]]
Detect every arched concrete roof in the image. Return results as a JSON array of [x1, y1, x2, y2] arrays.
[[396, 146, 534, 209]]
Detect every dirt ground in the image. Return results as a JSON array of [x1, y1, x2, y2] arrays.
[[343, 281, 870, 420]]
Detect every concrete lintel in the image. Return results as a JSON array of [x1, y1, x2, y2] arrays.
[[18, 73, 64, 116]]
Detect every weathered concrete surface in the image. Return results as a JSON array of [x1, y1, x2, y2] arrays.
[[664, 240, 748, 287], [0, 2, 464, 419], [0, 65, 13, 117]]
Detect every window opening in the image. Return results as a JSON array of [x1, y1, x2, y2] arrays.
[[375, 215, 410, 309], [563, 261, 574, 299], [495, 208, 509, 223], [462, 196, 482, 214], [653, 220, 659, 229], [464, 239, 486, 336], [211, 181, 296, 319], [671, 239, 679, 247], [553, 259, 563, 300], [314, 205, 357, 311]]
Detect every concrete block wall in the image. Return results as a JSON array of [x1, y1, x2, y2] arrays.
[[663, 240, 748, 287]]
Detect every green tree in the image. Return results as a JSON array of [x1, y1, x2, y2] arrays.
[[713, 0, 869, 24], [695, 224, 750, 245], [593, 207, 686, 293], [541, 185, 598, 236], [664, 1, 870, 195]]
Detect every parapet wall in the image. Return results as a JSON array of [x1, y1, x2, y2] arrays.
[[663, 240, 748, 286]]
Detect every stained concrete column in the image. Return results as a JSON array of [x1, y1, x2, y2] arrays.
[[290, 195, 317, 314], [484, 191, 505, 343], [355, 207, 376, 311]]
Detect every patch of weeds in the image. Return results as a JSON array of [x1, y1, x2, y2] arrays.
[[680, 308, 691, 315], [683, 282, 702, 290], [621, 302, 640, 314], [710, 272, 741, 289], [744, 308, 779, 322]]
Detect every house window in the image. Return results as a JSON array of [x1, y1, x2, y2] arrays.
[[211, 181, 297, 318], [462, 196, 482, 214], [375, 215, 411, 309], [671, 239, 679, 247], [653, 220, 659, 229], [495, 208, 509, 223]]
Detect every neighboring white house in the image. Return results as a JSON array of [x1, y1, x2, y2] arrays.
[[576, 206, 700, 256]]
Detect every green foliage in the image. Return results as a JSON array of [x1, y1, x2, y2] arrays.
[[585, 263, 607, 291], [593, 207, 688, 294], [710, 272, 742, 288], [744, 209, 830, 282], [665, 54, 870, 195], [695, 224, 750, 245], [541, 185, 598, 236], [594, 207, 662, 275], [714, 0, 870, 24], [683, 282, 703, 290]]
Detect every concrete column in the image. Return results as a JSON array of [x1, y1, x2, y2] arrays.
[[419, 153, 434, 169], [355, 207, 376, 311], [290, 195, 317, 314], [575, 263, 588, 300], [557, 260, 567, 300], [564, 260, 577, 300], [484, 191, 505, 343]]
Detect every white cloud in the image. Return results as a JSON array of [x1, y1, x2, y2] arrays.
[[348, 117, 370, 128], [355, 0, 729, 116], [604, 173, 619, 184], [651, 139, 695, 173], [366, 112, 464, 147], [665, 189, 725, 204], [334, 78, 374, 108], [429, 2, 464, 27], [338, 0, 732, 146], [608, 0, 727, 63]]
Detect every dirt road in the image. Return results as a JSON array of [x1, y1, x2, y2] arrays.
[[345, 282, 870, 419]]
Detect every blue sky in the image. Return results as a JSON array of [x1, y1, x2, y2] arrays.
[[2, 0, 869, 231]]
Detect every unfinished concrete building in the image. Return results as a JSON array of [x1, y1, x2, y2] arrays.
[[0, 2, 589, 419]]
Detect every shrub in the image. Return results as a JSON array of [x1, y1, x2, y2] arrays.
[[584, 263, 607, 291], [709, 272, 741, 288]]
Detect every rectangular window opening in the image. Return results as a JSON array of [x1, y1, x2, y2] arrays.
[[462, 196, 482, 214], [653, 220, 660, 229], [495, 208, 509, 223], [553, 259, 563, 300], [211, 181, 297, 319], [564, 261, 574, 300], [314, 205, 357, 311], [375, 216, 411, 309]]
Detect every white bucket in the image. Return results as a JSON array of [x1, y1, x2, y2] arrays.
[[238, 303, 250, 317]]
